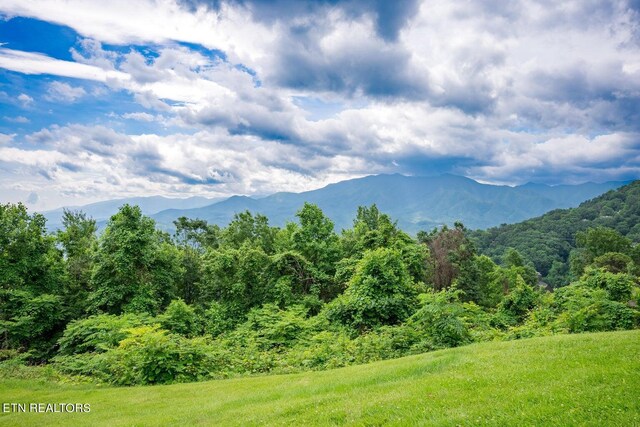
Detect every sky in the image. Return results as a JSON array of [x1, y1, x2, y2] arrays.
[[0, 0, 639, 211]]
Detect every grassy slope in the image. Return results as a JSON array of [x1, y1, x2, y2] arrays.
[[1, 331, 638, 426]]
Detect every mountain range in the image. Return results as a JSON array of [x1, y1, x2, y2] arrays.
[[43, 195, 219, 231], [42, 174, 629, 234]]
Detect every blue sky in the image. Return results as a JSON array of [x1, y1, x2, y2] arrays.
[[0, 0, 639, 210]]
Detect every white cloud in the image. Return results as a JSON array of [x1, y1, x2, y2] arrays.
[[0, 133, 15, 144], [122, 112, 157, 122], [0, 0, 639, 205], [3, 116, 29, 123], [0, 0, 274, 69], [45, 81, 87, 102], [1, 124, 381, 208], [0, 48, 130, 82], [17, 93, 34, 107]]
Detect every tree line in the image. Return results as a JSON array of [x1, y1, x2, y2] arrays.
[[1, 200, 638, 385]]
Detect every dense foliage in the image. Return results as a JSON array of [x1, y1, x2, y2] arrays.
[[1, 183, 639, 385], [471, 181, 640, 287]]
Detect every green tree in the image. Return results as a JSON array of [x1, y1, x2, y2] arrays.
[[56, 209, 97, 317], [172, 217, 217, 305], [326, 248, 417, 332], [199, 246, 273, 320], [220, 211, 276, 254], [159, 299, 200, 337], [0, 203, 66, 360], [173, 216, 220, 250], [343, 205, 428, 286], [0, 203, 64, 294], [291, 203, 342, 300], [89, 205, 182, 315], [455, 255, 502, 308]]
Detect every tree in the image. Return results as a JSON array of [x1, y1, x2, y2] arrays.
[[220, 211, 276, 254], [89, 205, 182, 315], [575, 226, 633, 259], [199, 246, 273, 320], [173, 216, 219, 251], [419, 223, 475, 291], [291, 203, 342, 300], [0, 203, 64, 294], [56, 209, 97, 317], [455, 255, 502, 308], [592, 252, 633, 274], [172, 217, 218, 305], [0, 203, 66, 359], [343, 205, 408, 255], [342, 205, 427, 286], [325, 248, 418, 332]]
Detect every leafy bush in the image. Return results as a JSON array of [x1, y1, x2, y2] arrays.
[[103, 326, 216, 385], [553, 285, 639, 333], [408, 289, 471, 348], [57, 313, 152, 355], [497, 274, 540, 324], [158, 299, 200, 337], [580, 268, 636, 303]]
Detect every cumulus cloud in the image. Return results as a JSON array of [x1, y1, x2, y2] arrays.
[[121, 112, 158, 122], [0, 133, 15, 144], [1, 124, 377, 204], [45, 81, 87, 102], [17, 93, 34, 107], [0, 0, 639, 209]]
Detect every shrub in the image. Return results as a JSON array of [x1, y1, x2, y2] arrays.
[[103, 325, 215, 385], [325, 248, 418, 332], [158, 299, 200, 337], [580, 268, 635, 303], [409, 289, 471, 348], [554, 285, 639, 333], [57, 313, 152, 355]]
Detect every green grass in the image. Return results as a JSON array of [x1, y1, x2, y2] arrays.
[[1, 330, 639, 426]]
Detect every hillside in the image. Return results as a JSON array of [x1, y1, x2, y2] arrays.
[[151, 174, 626, 234], [471, 180, 640, 282], [1, 330, 638, 426]]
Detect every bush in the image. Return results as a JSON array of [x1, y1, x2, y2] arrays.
[[325, 248, 418, 332], [409, 289, 471, 348], [580, 268, 635, 303], [57, 313, 152, 355], [158, 299, 200, 337], [497, 275, 540, 324], [103, 326, 216, 385], [554, 285, 639, 333]]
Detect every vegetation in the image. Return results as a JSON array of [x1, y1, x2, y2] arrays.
[[471, 180, 640, 286], [0, 181, 639, 388], [0, 331, 638, 426]]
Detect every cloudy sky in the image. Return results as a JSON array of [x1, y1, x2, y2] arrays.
[[0, 0, 639, 210]]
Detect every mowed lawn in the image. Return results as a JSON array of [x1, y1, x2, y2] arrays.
[[1, 330, 638, 426]]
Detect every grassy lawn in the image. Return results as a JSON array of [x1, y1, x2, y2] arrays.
[[1, 330, 638, 426]]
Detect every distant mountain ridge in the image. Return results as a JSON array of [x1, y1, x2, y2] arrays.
[[42, 195, 219, 231], [149, 174, 628, 234], [40, 174, 628, 234]]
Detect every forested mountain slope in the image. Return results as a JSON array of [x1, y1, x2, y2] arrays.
[[471, 180, 640, 285]]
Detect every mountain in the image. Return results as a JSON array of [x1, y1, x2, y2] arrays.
[[470, 180, 640, 284], [151, 174, 628, 234], [42, 195, 219, 231]]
